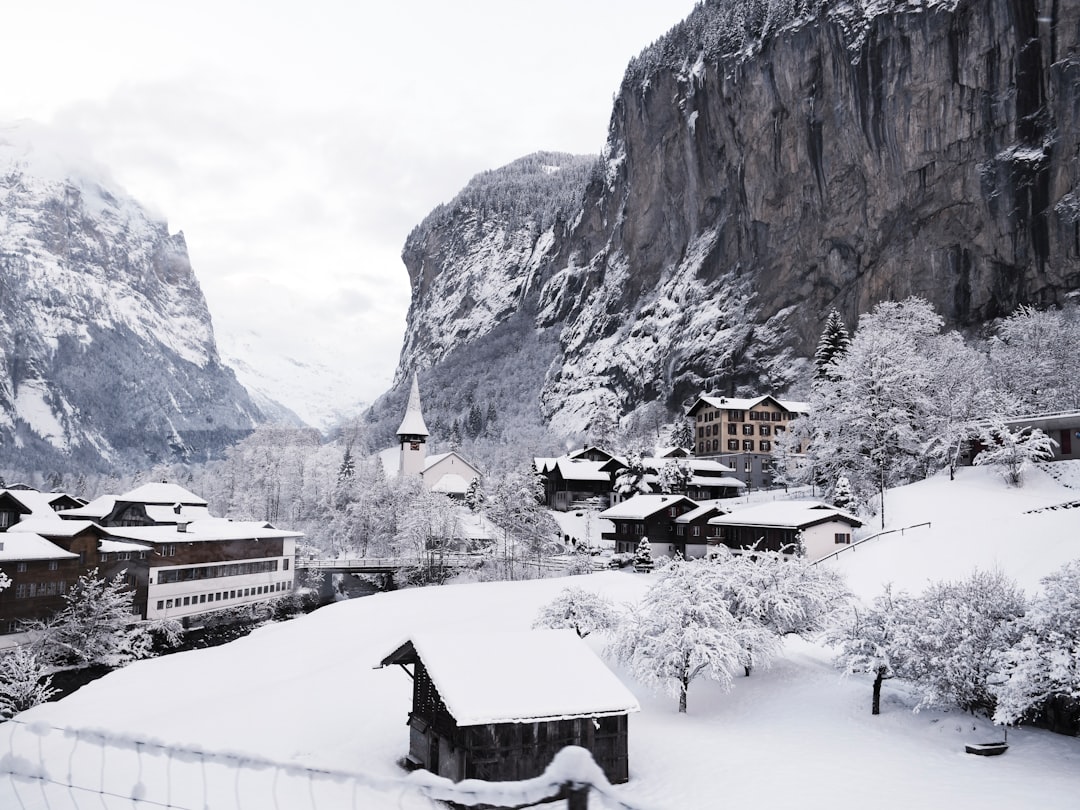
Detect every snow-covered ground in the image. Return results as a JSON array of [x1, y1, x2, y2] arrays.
[[2, 464, 1078, 808]]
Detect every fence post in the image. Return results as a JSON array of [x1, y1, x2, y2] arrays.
[[566, 784, 589, 810]]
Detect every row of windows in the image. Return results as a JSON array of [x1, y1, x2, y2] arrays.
[[12, 561, 60, 573], [675, 525, 704, 536], [697, 408, 796, 424], [14, 580, 67, 599], [155, 580, 293, 611], [100, 551, 148, 562], [700, 424, 786, 439], [698, 439, 772, 453], [157, 559, 283, 585], [749, 410, 792, 422]]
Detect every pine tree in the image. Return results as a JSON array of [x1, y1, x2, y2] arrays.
[[337, 446, 355, 483], [814, 309, 851, 381], [467, 404, 484, 438], [832, 476, 854, 510], [633, 537, 654, 572], [668, 419, 695, 450], [464, 477, 486, 512]]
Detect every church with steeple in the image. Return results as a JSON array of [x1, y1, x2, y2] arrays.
[[379, 373, 483, 499]]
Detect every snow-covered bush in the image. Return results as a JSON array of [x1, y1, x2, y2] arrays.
[[533, 587, 620, 638], [993, 560, 1080, 726], [0, 647, 57, 718], [28, 569, 153, 669], [973, 422, 1057, 486]]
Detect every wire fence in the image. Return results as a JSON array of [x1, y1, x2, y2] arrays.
[[1, 720, 653, 810]]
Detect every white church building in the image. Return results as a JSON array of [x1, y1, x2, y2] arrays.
[[379, 374, 483, 498]]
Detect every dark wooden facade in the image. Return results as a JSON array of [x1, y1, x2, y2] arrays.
[[603, 498, 698, 555], [405, 659, 629, 786]]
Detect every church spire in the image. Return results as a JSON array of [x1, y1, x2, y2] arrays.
[[396, 373, 429, 438]]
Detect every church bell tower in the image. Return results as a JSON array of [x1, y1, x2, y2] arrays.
[[396, 373, 429, 478]]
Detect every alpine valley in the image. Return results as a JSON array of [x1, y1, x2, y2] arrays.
[[377, 0, 1080, 440]]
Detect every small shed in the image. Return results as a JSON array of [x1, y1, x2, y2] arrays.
[[378, 629, 639, 785]]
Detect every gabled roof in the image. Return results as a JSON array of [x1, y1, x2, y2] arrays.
[[424, 451, 481, 476], [379, 630, 639, 726], [687, 394, 810, 416], [396, 373, 429, 437], [59, 495, 117, 520], [567, 446, 617, 463], [550, 458, 611, 483], [687, 475, 746, 489], [7, 518, 103, 538], [0, 488, 71, 518], [0, 533, 79, 562], [430, 473, 470, 495], [99, 539, 154, 554], [115, 483, 208, 506], [675, 502, 729, 523], [600, 494, 698, 520], [708, 500, 862, 530]]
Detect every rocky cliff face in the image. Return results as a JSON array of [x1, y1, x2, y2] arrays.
[[0, 126, 263, 471], [395, 0, 1080, 436]]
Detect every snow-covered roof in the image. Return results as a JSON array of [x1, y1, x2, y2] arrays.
[[424, 451, 481, 475], [7, 518, 100, 538], [430, 473, 470, 495], [675, 502, 728, 523], [533, 457, 558, 474], [396, 374, 429, 437], [116, 483, 208, 506], [0, 533, 79, 561], [690, 394, 809, 414], [687, 475, 746, 489], [144, 504, 213, 524], [59, 494, 116, 519], [104, 519, 302, 544], [685, 458, 737, 474], [708, 500, 862, 530], [600, 494, 697, 520], [1, 488, 65, 517], [379, 630, 639, 726], [554, 459, 610, 482], [99, 539, 154, 554]]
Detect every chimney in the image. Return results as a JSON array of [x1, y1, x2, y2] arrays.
[[177, 521, 189, 533]]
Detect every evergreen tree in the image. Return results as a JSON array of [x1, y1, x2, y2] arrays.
[[814, 309, 851, 381], [467, 404, 484, 438], [448, 420, 462, 450], [832, 476, 854, 511], [633, 537, 654, 572], [973, 422, 1057, 486], [486, 403, 498, 428], [668, 419, 695, 450], [337, 446, 355, 483], [464, 477, 486, 512]]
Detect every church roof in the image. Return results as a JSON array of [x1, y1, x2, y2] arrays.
[[396, 373, 429, 437]]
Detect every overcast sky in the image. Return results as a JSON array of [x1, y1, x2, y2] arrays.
[[1, 1, 696, 421]]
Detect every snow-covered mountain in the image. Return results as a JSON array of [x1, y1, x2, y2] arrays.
[[384, 0, 1080, 438], [0, 122, 264, 471]]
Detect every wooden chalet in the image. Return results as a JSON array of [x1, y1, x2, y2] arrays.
[[379, 630, 638, 786], [599, 494, 699, 555], [707, 501, 863, 560], [535, 455, 615, 511]]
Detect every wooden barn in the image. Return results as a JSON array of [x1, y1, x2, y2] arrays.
[[379, 630, 639, 785]]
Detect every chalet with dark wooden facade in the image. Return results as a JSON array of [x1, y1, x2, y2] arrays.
[[379, 630, 638, 786], [672, 502, 728, 559], [599, 494, 699, 555], [707, 501, 863, 560], [535, 454, 616, 511]]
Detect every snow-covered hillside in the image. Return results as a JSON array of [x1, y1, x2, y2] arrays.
[[2, 465, 1078, 808]]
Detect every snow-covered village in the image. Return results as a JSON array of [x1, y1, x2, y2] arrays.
[[2, 1, 1080, 809]]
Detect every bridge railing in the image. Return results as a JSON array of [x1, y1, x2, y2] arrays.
[[0, 719, 653, 809]]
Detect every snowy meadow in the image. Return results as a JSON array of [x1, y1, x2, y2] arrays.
[[2, 464, 1079, 809]]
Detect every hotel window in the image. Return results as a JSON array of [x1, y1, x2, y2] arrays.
[[759, 440, 771, 451], [742, 440, 754, 451], [760, 424, 771, 436], [712, 439, 719, 452], [742, 424, 754, 435], [727, 423, 737, 435], [772, 412, 782, 421], [156, 601, 164, 611], [727, 439, 739, 451]]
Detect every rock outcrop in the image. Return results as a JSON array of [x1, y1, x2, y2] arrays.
[[0, 125, 263, 470], [394, 0, 1080, 436]]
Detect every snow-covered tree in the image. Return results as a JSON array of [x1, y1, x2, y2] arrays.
[[533, 587, 620, 638], [485, 470, 560, 579], [609, 557, 743, 713], [814, 308, 851, 382], [668, 419, 695, 451], [464, 477, 486, 512], [988, 303, 1080, 413], [633, 537, 654, 572], [832, 476, 854, 511], [0, 647, 57, 718], [828, 585, 911, 715], [894, 569, 1026, 716], [709, 550, 848, 675], [973, 422, 1057, 486], [993, 560, 1080, 726], [336, 446, 355, 483], [29, 569, 152, 669], [615, 453, 651, 496], [657, 459, 691, 494]]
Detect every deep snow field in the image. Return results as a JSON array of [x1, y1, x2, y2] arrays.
[[2, 464, 1078, 809]]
